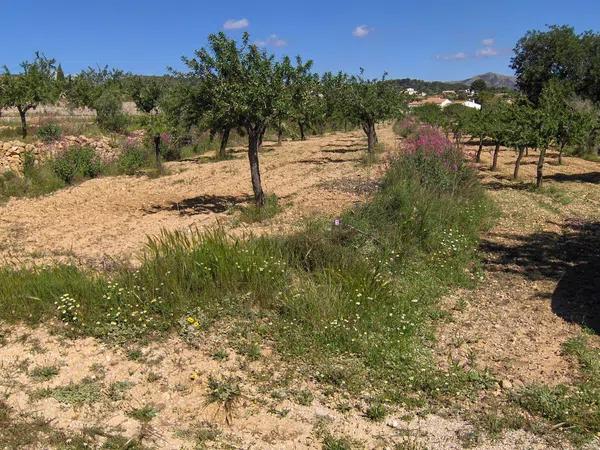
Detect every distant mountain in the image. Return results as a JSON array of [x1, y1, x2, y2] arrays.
[[388, 72, 517, 95], [458, 72, 517, 90]]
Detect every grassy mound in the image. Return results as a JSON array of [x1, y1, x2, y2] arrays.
[[0, 139, 495, 402]]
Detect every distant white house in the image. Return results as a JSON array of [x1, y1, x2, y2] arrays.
[[462, 100, 482, 110], [405, 88, 418, 95], [440, 99, 453, 109]]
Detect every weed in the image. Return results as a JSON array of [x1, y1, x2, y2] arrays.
[[106, 381, 134, 401], [237, 194, 281, 223], [29, 365, 60, 382], [322, 434, 354, 450], [365, 403, 387, 422], [293, 389, 314, 406], [128, 404, 158, 423], [514, 335, 600, 445], [206, 375, 241, 425], [36, 123, 62, 143], [211, 349, 229, 361], [32, 378, 101, 406]]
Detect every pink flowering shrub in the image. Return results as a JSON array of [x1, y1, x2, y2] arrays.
[[405, 125, 454, 157]]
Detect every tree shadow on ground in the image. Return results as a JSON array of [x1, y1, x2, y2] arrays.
[[321, 147, 363, 154], [546, 172, 600, 184], [144, 194, 250, 216], [481, 219, 600, 333], [295, 157, 356, 165]]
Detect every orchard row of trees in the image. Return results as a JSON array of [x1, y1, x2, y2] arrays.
[[413, 80, 600, 187], [0, 34, 406, 206]]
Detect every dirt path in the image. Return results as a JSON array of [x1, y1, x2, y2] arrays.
[[437, 144, 600, 389], [0, 127, 395, 267]]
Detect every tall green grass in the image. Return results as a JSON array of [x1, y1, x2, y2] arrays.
[[0, 148, 495, 400]]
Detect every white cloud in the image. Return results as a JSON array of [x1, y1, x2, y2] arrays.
[[476, 46, 499, 57], [482, 38, 495, 46], [436, 52, 468, 61], [223, 18, 249, 30], [352, 25, 371, 38], [255, 34, 287, 47]]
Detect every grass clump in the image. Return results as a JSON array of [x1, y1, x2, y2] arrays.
[[29, 365, 60, 382], [238, 194, 282, 223], [365, 403, 387, 422], [0, 163, 65, 203], [514, 335, 600, 445]]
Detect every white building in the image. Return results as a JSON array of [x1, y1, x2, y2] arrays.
[[462, 100, 482, 110]]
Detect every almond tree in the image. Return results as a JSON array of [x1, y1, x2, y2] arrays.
[[1, 53, 59, 138], [289, 56, 322, 140], [344, 71, 405, 153], [179, 32, 288, 206]]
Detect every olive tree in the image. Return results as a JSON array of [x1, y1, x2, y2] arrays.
[[180, 32, 288, 206], [344, 71, 405, 153], [1, 53, 59, 138]]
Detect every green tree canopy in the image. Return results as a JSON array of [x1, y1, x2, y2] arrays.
[[1, 52, 59, 138]]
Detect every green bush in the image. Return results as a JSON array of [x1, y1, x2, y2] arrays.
[[0, 165, 65, 204], [52, 147, 103, 184], [117, 146, 148, 175], [95, 90, 129, 133], [36, 123, 62, 143]]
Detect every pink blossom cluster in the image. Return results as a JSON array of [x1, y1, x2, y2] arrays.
[[405, 125, 454, 157]]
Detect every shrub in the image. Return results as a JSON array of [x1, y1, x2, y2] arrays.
[[117, 146, 148, 175], [36, 123, 62, 143], [52, 147, 103, 184], [95, 90, 129, 133]]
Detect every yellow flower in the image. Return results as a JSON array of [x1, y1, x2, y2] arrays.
[[186, 317, 195, 325]]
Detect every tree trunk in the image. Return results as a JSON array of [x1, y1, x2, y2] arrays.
[[365, 122, 376, 153], [525, 146, 529, 156], [18, 107, 28, 139], [491, 142, 500, 171], [219, 127, 230, 159], [513, 146, 525, 179], [298, 122, 306, 141], [558, 142, 566, 165], [153, 135, 161, 172], [277, 122, 283, 146], [536, 147, 547, 188], [209, 128, 216, 144], [247, 128, 265, 207], [475, 135, 483, 162]]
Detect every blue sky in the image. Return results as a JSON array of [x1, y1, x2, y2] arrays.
[[1, 0, 598, 81]]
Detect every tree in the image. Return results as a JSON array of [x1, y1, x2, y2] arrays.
[[443, 103, 471, 149], [179, 32, 289, 206], [289, 56, 322, 140], [56, 64, 66, 84], [511, 25, 600, 104], [344, 71, 405, 153], [470, 79, 487, 93], [504, 99, 540, 179], [66, 66, 127, 132], [485, 100, 512, 171], [535, 83, 563, 187], [127, 76, 163, 114], [1, 53, 59, 138]]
